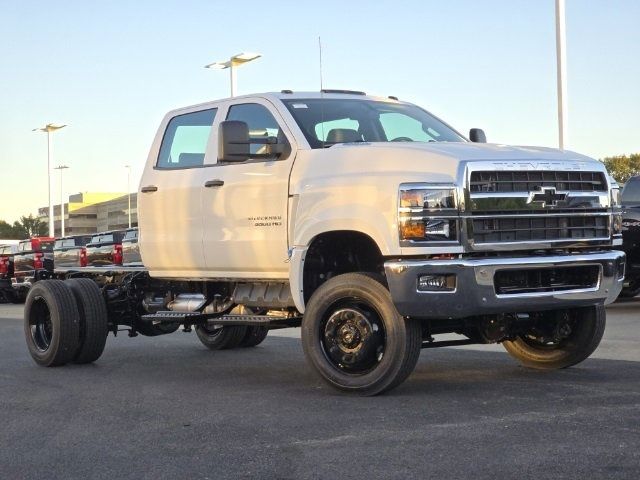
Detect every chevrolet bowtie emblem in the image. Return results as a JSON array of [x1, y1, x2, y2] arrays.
[[527, 186, 567, 207]]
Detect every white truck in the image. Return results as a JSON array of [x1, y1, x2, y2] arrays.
[[23, 90, 625, 395]]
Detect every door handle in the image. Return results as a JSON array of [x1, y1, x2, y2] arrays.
[[141, 185, 158, 193], [204, 179, 225, 188]]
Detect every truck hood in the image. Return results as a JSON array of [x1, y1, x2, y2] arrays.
[[296, 141, 604, 185]]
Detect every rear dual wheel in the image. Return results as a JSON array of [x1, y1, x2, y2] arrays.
[[195, 306, 269, 350], [24, 279, 108, 367], [24, 280, 80, 366]]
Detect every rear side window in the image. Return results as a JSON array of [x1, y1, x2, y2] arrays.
[[157, 108, 217, 169]]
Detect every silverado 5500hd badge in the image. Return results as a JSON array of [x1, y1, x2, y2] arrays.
[[248, 215, 282, 227]]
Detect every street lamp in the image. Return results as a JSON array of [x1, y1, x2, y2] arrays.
[[124, 165, 132, 228], [33, 123, 67, 237], [54, 165, 69, 237], [204, 52, 262, 97], [555, 0, 568, 149]]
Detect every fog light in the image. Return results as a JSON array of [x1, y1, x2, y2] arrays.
[[418, 274, 456, 292]]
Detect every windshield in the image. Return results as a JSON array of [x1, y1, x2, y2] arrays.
[[622, 178, 640, 205], [283, 98, 465, 149]]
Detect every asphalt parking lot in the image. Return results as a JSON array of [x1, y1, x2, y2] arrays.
[[1, 302, 639, 480]]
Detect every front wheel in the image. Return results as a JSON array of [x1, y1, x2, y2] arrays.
[[301, 273, 422, 396], [503, 305, 605, 370], [618, 278, 640, 298]]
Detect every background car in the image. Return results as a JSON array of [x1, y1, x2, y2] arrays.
[[620, 175, 640, 297], [53, 234, 93, 269], [121, 228, 142, 266], [85, 230, 126, 266], [11, 237, 55, 302], [0, 244, 19, 302]]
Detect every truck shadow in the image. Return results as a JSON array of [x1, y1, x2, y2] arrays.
[[87, 333, 640, 401]]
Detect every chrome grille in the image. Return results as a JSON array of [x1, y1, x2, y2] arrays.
[[463, 163, 611, 249], [469, 170, 607, 193]]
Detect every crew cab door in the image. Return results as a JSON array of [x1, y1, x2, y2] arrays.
[[137, 107, 218, 275], [201, 100, 296, 278]]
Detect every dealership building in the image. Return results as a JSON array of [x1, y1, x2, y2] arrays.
[[38, 192, 138, 237]]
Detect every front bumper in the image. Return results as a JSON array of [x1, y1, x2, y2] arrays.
[[384, 250, 625, 319]]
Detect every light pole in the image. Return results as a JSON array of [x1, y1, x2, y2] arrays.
[[555, 0, 568, 149], [33, 123, 67, 237], [204, 52, 262, 97], [54, 165, 69, 236], [124, 165, 132, 228]]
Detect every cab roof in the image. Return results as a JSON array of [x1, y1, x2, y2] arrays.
[[169, 90, 408, 115]]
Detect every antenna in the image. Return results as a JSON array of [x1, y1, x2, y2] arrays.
[[319, 36, 325, 148], [318, 36, 324, 91]]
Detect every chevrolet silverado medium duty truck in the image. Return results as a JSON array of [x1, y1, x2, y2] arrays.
[[23, 90, 625, 395]]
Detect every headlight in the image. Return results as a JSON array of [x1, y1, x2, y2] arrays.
[[398, 185, 459, 244], [400, 188, 456, 209]]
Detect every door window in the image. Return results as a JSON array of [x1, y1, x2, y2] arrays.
[[226, 103, 282, 156], [157, 108, 217, 169]]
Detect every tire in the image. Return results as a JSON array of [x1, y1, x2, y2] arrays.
[[618, 279, 640, 298], [503, 305, 606, 370], [24, 280, 80, 367], [195, 324, 248, 350], [66, 279, 109, 364], [239, 326, 269, 348], [301, 272, 422, 396]]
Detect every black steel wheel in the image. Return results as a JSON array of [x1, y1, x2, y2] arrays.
[[320, 304, 386, 374], [503, 305, 606, 369], [302, 273, 422, 396], [24, 280, 80, 367], [66, 278, 109, 364]]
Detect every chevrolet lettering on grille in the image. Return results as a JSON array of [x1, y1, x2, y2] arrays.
[[526, 186, 567, 207]]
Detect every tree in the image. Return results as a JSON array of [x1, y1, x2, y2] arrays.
[[0, 220, 17, 239], [601, 154, 640, 184], [13, 215, 47, 238]]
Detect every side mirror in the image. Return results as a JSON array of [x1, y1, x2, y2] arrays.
[[469, 128, 487, 143], [218, 120, 250, 162]]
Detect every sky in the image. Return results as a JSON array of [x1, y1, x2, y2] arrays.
[[0, 0, 639, 223]]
